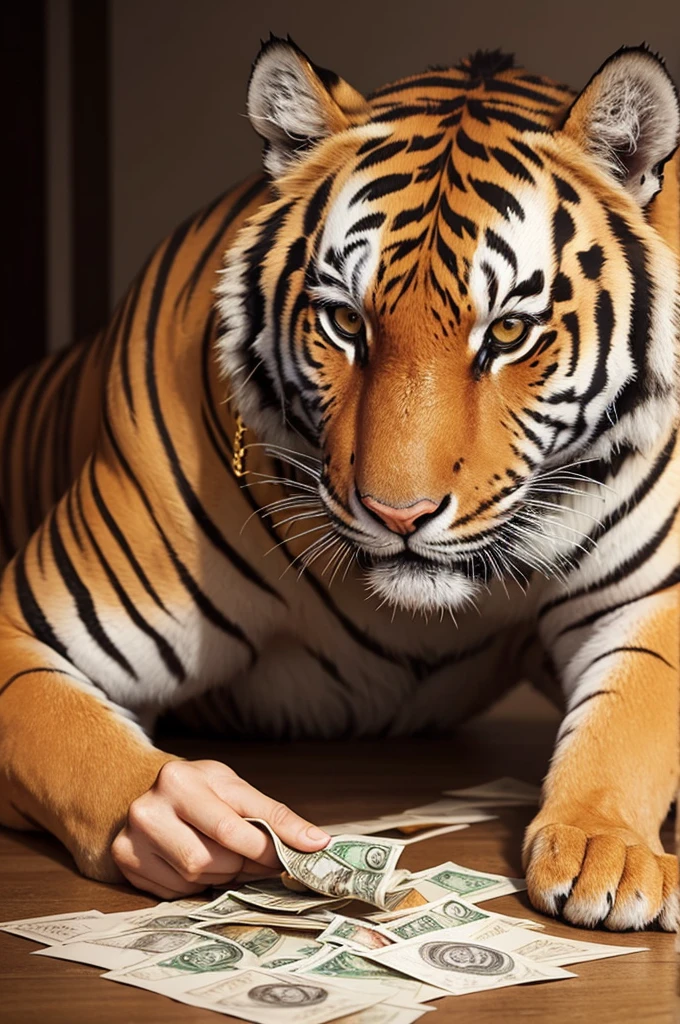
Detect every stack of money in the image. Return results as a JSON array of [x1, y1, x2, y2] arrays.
[[1, 779, 648, 1023], [319, 775, 540, 838]]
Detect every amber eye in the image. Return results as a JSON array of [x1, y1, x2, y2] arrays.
[[488, 317, 528, 348], [330, 305, 364, 338]]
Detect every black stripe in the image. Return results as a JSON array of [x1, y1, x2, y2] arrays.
[[118, 268, 147, 423], [347, 212, 386, 237], [604, 210, 654, 420], [22, 348, 73, 534], [490, 147, 535, 184], [273, 235, 307, 415], [88, 459, 173, 616], [566, 431, 676, 567], [144, 221, 283, 603], [483, 77, 563, 107], [546, 502, 679, 618], [562, 311, 580, 378], [13, 546, 69, 660], [195, 189, 230, 230], [200, 309, 234, 458], [387, 230, 427, 264], [408, 133, 445, 152], [57, 341, 91, 497], [484, 228, 517, 273], [66, 479, 84, 550], [553, 205, 575, 262], [355, 139, 408, 172], [304, 174, 335, 235], [551, 273, 572, 303], [581, 646, 675, 675], [0, 666, 92, 699], [176, 177, 268, 313], [577, 244, 605, 280], [469, 177, 524, 221], [237, 202, 294, 416], [369, 74, 469, 99], [503, 269, 544, 304], [557, 564, 680, 637], [566, 688, 612, 716], [49, 347, 80, 505], [479, 104, 549, 132], [553, 175, 580, 204], [392, 189, 438, 231], [481, 262, 498, 311], [509, 138, 545, 168], [350, 174, 412, 206], [456, 127, 487, 160], [48, 506, 137, 677], [102, 402, 257, 659], [439, 194, 477, 239], [75, 472, 186, 682]]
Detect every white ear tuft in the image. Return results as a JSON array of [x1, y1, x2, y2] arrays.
[[247, 38, 368, 178], [563, 46, 680, 206]]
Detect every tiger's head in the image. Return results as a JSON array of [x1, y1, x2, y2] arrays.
[[217, 41, 680, 614]]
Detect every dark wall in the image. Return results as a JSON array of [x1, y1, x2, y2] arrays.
[[110, 0, 680, 301]]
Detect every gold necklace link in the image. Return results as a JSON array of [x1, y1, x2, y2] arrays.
[[232, 413, 248, 477]]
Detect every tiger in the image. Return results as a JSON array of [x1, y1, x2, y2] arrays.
[[0, 39, 678, 932]]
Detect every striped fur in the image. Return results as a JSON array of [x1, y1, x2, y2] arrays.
[[0, 42, 678, 929]]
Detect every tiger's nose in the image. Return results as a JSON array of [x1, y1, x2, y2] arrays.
[[359, 495, 441, 535]]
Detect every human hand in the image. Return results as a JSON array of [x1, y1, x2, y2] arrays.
[[111, 759, 330, 898]]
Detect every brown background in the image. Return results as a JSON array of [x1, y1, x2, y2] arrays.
[[43, 0, 680, 352]]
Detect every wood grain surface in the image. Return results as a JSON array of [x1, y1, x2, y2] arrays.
[[0, 686, 674, 1023]]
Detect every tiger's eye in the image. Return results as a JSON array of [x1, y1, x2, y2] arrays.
[[331, 305, 364, 338], [489, 317, 527, 346]]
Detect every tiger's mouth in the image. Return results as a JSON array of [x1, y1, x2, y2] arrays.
[[360, 549, 485, 614]]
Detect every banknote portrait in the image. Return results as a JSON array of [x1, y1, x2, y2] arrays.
[[244, 982, 329, 1006], [419, 941, 515, 975]]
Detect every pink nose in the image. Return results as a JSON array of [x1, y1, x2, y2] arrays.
[[360, 495, 441, 535]]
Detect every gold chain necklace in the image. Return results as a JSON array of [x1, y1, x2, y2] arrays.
[[232, 412, 248, 478]]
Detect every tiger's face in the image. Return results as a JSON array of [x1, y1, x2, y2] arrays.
[[218, 42, 680, 613]]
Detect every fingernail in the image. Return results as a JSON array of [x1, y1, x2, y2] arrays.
[[305, 825, 330, 844]]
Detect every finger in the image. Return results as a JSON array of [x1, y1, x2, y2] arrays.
[[114, 833, 208, 898], [155, 769, 283, 867], [129, 799, 248, 881], [209, 775, 330, 851], [120, 864, 204, 900]]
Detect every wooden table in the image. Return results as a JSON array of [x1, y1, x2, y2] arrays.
[[0, 686, 674, 1023]]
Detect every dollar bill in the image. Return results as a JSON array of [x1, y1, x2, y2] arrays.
[[442, 777, 541, 805], [294, 947, 449, 1005], [323, 813, 490, 836], [457, 921, 648, 966], [333, 1007, 432, 1024], [253, 820, 405, 909], [399, 799, 489, 819], [107, 966, 393, 1023], [192, 912, 330, 932], [182, 892, 249, 919], [198, 881, 349, 916], [388, 861, 527, 906], [378, 893, 543, 940], [0, 910, 105, 945], [193, 923, 324, 970], [317, 915, 395, 952], [363, 925, 575, 996], [104, 936, 255, 982], [0, 903, 210, 947], [32, 925, 211, 971]]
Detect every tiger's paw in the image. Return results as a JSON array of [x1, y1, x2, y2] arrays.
[[523, 820, 678, 931]]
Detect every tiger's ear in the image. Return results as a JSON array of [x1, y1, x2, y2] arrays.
[[247, 36, 370, 177], [562, 46, 680, 206]]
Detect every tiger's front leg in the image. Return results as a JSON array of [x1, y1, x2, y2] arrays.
[[524, 586, 679, 930]]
